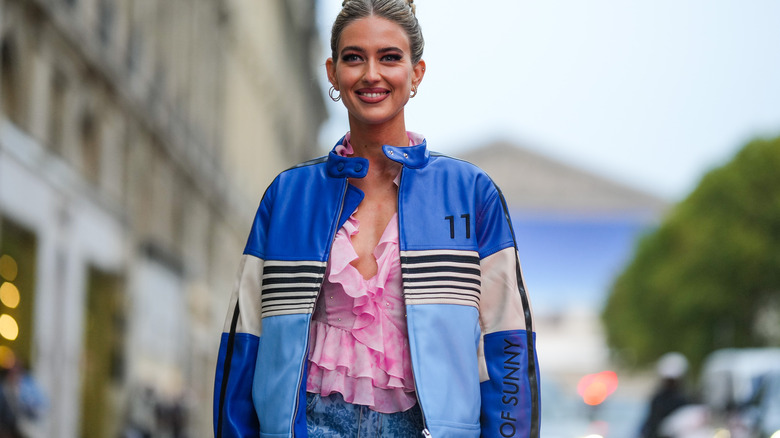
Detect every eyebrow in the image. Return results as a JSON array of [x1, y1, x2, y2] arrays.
[[340, 46, 405, 55]]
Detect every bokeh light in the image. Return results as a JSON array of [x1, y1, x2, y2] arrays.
[[0, 255, 18, 282], [577, 371, 619, 406], [0, 282, 20, 308], [0, 314, 19, 341], [714, 428, 731, 438], [0, 345, 15, 369]]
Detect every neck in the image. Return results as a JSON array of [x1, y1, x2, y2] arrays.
[[347, 115, 409, 161], [346, 120, 408, 181]]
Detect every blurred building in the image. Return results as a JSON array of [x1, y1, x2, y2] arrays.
[[0, 0, 324, 437]]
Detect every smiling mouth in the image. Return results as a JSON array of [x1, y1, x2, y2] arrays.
[[356, 90, 390, 98]]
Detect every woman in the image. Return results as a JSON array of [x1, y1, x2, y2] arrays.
[[213, 1, 540, 437]]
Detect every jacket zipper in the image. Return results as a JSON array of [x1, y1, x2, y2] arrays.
[[415, 387, 431, 437], [290, 179, 350, 437], [398, 167, 432, 438]]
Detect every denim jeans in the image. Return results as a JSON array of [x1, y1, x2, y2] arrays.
[[305, 392, 424, 437]]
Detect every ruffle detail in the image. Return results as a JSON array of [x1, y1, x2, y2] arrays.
[[334, 134, 354, 156], [307, 212, 417, 413], [307, 321, 417, 413]]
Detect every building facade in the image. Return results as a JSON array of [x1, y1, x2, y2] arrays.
[[0, 0, 324, 436]]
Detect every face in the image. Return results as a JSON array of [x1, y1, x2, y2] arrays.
[[327, 16, 425, 129]]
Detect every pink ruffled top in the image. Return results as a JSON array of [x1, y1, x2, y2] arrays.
[[305, 133, 417, 413]]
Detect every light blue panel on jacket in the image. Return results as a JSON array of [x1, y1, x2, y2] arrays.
[[252, 313, 310, 435], [406, 303, 482, 437]]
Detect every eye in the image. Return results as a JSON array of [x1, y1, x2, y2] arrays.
[[341, 53, 363, 63], [381, 53, 403, 62]]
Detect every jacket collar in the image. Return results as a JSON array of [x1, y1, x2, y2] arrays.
[[326, 135, 430, 178]]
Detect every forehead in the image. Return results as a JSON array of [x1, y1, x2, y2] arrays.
[[339, 15, 411, 52]]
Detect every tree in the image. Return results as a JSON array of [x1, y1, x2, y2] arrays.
[[602, 135, 780, 372]]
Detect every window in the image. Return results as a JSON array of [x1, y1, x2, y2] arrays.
[[97, 0, 114, 46], [80, 112, 101, 184], [79, 267, 125, 438], [0, 217, 38, 370], [1, 36, 21, 125], [125, 26, 140, 73], [48, 70, 67, 153]]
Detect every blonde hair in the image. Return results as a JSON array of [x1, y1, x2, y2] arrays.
[[331, 0, 424, 65]]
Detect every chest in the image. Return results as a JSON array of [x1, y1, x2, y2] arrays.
[[348, 185, 398, 279]]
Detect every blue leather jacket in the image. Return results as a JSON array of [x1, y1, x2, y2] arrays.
[[214, 138, 540, 438]]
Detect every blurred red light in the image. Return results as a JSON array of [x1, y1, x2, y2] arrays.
[[577, 370, 619, 405]]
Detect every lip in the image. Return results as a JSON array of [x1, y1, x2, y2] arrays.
[[355, 88, 390, 103]]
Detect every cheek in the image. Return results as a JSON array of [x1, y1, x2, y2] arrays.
[[335, 70, 360, 89], [390, 71, 414, 89], [402, 67, 417, 84]]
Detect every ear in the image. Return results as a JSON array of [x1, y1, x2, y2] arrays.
[[326, 58, 338, 91], [412, 59, 426, 89]]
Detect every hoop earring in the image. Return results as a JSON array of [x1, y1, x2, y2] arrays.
[[329, 86, 341, 102], [410, 85, 418, 98]]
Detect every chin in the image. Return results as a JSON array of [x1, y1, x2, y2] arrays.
[[351, 109, 405, 127]]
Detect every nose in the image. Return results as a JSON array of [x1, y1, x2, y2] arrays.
[[363, 59, 380, 83]]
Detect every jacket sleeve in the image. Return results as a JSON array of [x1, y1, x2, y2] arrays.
[[213, 181, 276, 438], [476, 187, 541, 438]]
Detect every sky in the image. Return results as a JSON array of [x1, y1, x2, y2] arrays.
[[315, 1, 780, 201]]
